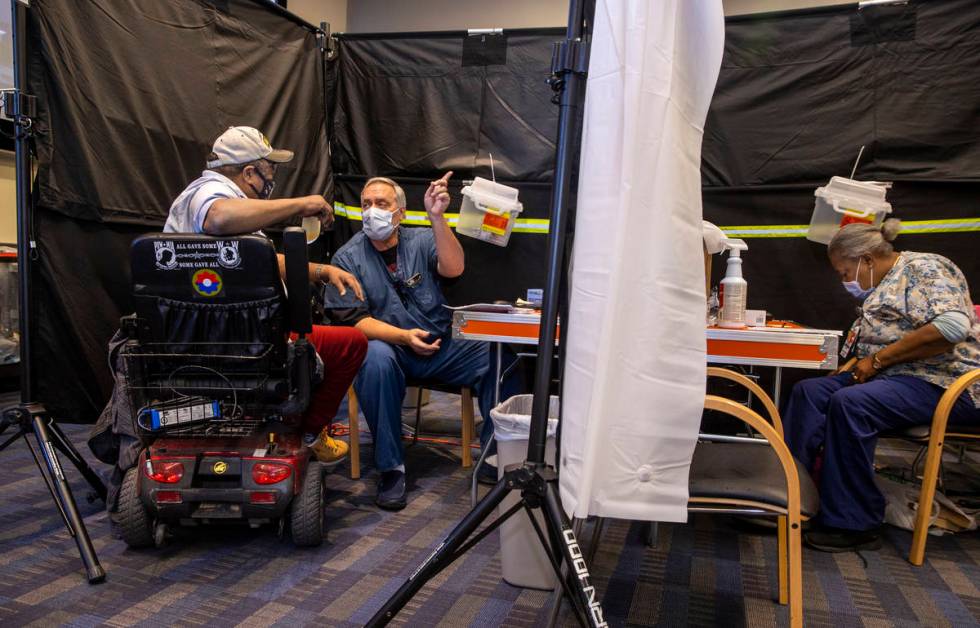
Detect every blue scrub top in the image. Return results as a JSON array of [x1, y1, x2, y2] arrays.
[[331, 227, 452, 337]]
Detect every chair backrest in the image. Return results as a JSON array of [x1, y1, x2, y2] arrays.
[[127, 232, 301, 412], [131, 233, 285, 354], [706, 367, 783, 437]]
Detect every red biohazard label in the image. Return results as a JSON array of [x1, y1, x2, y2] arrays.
[[839, 214, 874, 228], [481, 211, 510, 236]]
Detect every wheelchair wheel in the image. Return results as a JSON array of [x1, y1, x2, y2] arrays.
[[290, 461, 324, 547], [119, 467, 154, 549]]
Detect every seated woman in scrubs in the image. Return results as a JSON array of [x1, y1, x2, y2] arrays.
[[783, 219, 980, 552]]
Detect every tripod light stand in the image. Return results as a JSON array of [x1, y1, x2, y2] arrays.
[[0, 0, 107, 584]]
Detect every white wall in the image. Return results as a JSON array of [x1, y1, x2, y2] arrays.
[[287, 0, 348, 32], [346, 0, 568, 33], [342, 1, 859, 33], [724, 0, 856, 16], [0, 152, 15, 244]]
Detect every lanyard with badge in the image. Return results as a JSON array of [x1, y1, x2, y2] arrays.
[[840, 309, 866, 361], [840, 318, 861, 361], [382, 253, 422, 305], [374, 243, 416, 303]]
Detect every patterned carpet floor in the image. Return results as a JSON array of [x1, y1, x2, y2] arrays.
[[0, 392, 977, 627]]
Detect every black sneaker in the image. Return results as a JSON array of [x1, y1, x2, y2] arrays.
[[804, 526, 882, 553], [376, 470, 407, 511]]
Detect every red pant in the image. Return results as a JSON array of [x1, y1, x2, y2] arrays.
[[291, 325, 367, 434]]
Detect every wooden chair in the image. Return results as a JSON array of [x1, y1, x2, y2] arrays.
[[346, 381, 476, 480], [810, 358, 979, 565], [900, 368, 980, 565], [706, 366, 781, 428], [694, 393, 816, 628], [549, 371, 813, 628]]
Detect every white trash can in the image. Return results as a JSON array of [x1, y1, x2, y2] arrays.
[[491, 394, 559, 590]]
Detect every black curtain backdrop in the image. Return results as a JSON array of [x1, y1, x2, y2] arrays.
[[26, 0, 329, 421], [327, 30, 564, 305], [21, 0, 980, 421], [702, 0, 980, 336]]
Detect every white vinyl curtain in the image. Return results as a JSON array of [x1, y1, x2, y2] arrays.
[[559, 0, 725, 522]]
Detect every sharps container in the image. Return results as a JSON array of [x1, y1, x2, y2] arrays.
[[456, 177, 524, 247], [807, 176, 892, 244], [491, 394, 559, 590]]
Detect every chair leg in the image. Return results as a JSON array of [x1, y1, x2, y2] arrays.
[[910, 434, 944, 566], [461, 388, 474, 468], [585, 517, 606, 564], [644, 521, 659, 548], [911, 445, 927, 481], [412, 387, 423, 447], [347, 386, 360, 480], [787, 515, 803, 628], [777, 515, 788, 606]]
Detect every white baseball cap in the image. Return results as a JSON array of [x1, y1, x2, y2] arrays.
[[206, 126, 294, 168]]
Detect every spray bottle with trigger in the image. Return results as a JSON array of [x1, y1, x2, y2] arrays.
[[718, 238, 748, 329]]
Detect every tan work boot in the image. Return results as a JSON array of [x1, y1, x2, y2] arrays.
[[309, 428, 349, 468]]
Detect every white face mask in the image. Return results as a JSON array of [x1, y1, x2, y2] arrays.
[[362, 206, 397, 241], [842, 261, 874, 300]]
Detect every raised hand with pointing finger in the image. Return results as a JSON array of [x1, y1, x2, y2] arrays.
[[424, 171, 453, 218]]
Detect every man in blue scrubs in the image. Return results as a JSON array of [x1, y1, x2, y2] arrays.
[[331, 173, 500, 510]]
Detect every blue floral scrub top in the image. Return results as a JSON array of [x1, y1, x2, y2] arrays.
[[857, 252, 980, 406]]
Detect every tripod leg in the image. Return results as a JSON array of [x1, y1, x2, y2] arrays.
[[366, 478, 513, 627], [47, 419, 108, 501], [0, 428, 23, 452], [22, 431, 73, 531], [524, 506, 590, 628], [545, 563, 569, 628], [545, 517, 588, 628], [31, 414, 106, 584], [540, 482, 608, 628]]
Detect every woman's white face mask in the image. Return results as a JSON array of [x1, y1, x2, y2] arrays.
[[842, 260, 874, 300], [362, 206, 397, 241]]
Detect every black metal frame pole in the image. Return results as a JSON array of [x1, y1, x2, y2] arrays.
[[247, 0, 324, 35], [12, 0, 32, 401], [525, 0, 591, 465]]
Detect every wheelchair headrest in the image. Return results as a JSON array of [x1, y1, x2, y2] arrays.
[[131, 233, 282, 302]]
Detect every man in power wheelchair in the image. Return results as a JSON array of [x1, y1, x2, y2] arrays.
[[113, 228, 346, 547], [89, 127, 367, 546]]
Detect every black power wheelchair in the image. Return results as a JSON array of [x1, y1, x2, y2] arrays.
[[116, 227, 330, 547]]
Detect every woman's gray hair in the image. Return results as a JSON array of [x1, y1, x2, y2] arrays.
[[364, 176, 407, 209], [827, 218, 902, 259]]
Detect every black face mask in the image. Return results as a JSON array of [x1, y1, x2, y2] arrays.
[[248, 166, 276, 199]]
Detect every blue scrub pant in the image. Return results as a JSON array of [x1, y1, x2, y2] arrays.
[[783, 373, 979, 531], [354, 336, 516, 472]]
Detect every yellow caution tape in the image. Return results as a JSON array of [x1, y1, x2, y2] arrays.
[[334, 203, 979, 238], [333, 203, 549, 233], [719, 218, 980, 238]]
